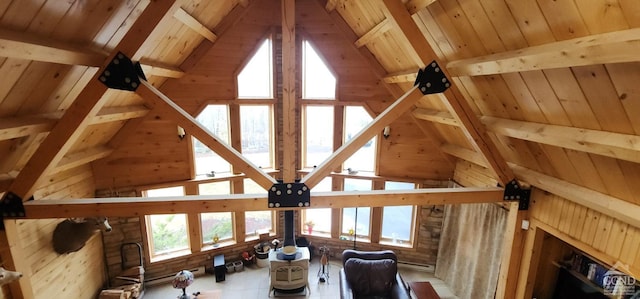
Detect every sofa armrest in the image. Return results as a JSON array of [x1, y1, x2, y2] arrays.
[[390, 273, 411, 299], [339, 269, 354, 299]]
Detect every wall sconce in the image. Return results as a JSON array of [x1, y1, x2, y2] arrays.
[[383, 126, 390, 139], [177, 126, 186, 140]]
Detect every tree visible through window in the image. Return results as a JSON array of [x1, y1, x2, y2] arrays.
[[303, 106, 333, 168], [382, 181, 416, 245], [194, 105, 231, 176], [144, 187, 189, 259], [341, 178, 371, 239], [241, 105, 272, 168], [344, 106, 375, 173]]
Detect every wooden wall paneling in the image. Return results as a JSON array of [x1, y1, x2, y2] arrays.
[[536, 0, 589, 40], [604, 219, 628, 258], [619, 0, 640, 27], [435, 0, 487, 58], [568, 202, 587, 238], [579, 208, 600, 246], [574, 1, 629, 34], [541, 69, 599, 129], [605, 62, 640, 134], [589, 156, 634, 202], [619, 225, 640, 266]]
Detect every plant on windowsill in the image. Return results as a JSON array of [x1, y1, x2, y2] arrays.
[[212, 234, 220, 248], [304, 220, 315, 234]]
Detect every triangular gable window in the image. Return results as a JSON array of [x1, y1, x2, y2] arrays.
[[303, 40, 336, 99], [238, 38, 273, 99]]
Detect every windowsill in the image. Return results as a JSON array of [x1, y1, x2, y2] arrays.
[[149, 249, 191, 264], [202, 240, 236, 251], [379, 240, 414, 249], [301, 231, 331, 238], [339, 235, 371, 243], [245, 232, 275, 242]]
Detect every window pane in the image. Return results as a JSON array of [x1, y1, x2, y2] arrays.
[[148, 214, 189, 255], [241, 105, 272, 168], [201, 212, 233, 244], [303, 40, 335, 99], [304, 208, 331, 234], [243, 178, 266, 194], [245, 211, 273, 236], [344, 106, 375, 172], [382, 181, 415, 243], [194, 105, 231, 176], [342, 178, 371, 237], [144, 186, 184, 197], [238, 39, 272, 98], [198, 181, 230, 195], [304, 106, 333, 168]]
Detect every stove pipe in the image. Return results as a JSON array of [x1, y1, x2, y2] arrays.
[[282, 210, 296, 255]]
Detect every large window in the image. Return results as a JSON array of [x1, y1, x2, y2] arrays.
[[381, 181, 416, 246], [143, 186, 189, 261], [343, 106, 376, 173], [240, 105, 273, 168], [341, 178, 372, 240], [237, 38, 272, 99], [302, 40, 336, 99], [301, 177, 332, 236], [194, 105, 231, 176], [243, 178, 275, 238], [303, 106, 334, 168], [199, 182, 233, 246]]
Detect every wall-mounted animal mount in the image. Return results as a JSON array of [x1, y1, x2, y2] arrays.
[[52, 217, 112, 254], [0, 267, 22, 286]]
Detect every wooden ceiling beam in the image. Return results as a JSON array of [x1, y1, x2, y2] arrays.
[[6, 0, 178, 201], [0, 117, 56, 141], [21, 186, 503, 218], [511, 163, 640, 229], [139, 61, 185, 78], [55, 146, 114, 173], [281, 0, 297, 183], [405, 0, 438, 15], [383, 69, 417, 84], [325, 0, 340, 12], [355, 18, 392, 48], [482, 116, 640, 164], [92, 105, 150, 124], [441, 143, 488, 168], [447, 27, 640, 76], [173, 7, 218, 43], [136, 79, 277, 190], [302, 86, 423, 188], [413, 107, 459, 126], [382, 0, 513, 186]]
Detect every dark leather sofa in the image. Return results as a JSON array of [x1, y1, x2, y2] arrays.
[[339, 249, 411, 299]]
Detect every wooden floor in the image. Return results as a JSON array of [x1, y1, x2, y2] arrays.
[[143, 258, 458, 299]]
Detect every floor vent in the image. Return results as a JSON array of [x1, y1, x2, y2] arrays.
[[144, 266, 206, 286]]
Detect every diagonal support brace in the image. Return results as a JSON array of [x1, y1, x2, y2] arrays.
[[414, 60, 451, 95], [503, 179, 531, 210]]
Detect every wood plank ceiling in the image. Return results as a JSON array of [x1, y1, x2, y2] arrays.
[[0, 0, 637, 227]]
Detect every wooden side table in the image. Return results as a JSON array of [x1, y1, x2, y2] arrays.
[[408, 281, 441, 299]]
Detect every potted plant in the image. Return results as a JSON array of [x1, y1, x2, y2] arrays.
[[304, 220, 315, 234]]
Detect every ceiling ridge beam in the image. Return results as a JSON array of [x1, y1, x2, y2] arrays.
[[21, 187, 503, 218], [382, 0, 513, 186], [173, 7, 218, 43], [482, 116, 640, 164], [281, 0, 297, 183], [302, 85, 423, 188], [355, 18, 392, 48], [92, 105, 150, 124], [136, 79, 277, 190], [447, 27, 640, 76], [511, 163, 640, 229]]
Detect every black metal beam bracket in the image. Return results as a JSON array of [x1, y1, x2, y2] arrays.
[[268, 182, 310, 208], [0, 191, 30, 230], [503, 179, 531, 210], [414, 60, 451, 95], [98, 51, 146, 91]]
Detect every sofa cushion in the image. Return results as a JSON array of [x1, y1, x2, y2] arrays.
[[344, 258, 396, 296]]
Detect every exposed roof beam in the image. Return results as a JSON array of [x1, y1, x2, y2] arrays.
[[382, 0, 513, 186], [511, 163, 640, 229], [405, 0, 437, 15], [383, 69, 417, 84], [55, 146, 114, 173], [136, 79, 277, 190], [0, 28, 106, 66], [0, 28, 184, 78], [413, 107, 459, 126], [482, 116, 640, 164], [173, 7, 218, 43], [6, 0, 179, 201], [92, 105, 150, 124], [447, 27, 640, 76], [21, 187, 503, 218], [302, 86, 423, 188], [355, 18, 392, 48], [325, 0, 340, 12], [440, 143, 488, 168], [282, 0, 297, 182], [0, 117, 56, 141]]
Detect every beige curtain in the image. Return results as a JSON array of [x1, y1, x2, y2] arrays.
[[435, 203, 507, 299]]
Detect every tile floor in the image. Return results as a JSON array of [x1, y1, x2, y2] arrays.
[[143, 258, 458, 299]]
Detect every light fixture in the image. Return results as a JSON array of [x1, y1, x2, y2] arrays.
[[177, 126, 186, 140], [172, 270, 194, 299], [383, 126, 390, 139]]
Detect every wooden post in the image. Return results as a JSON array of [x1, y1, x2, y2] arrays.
[[496, 202, 528, 298]]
